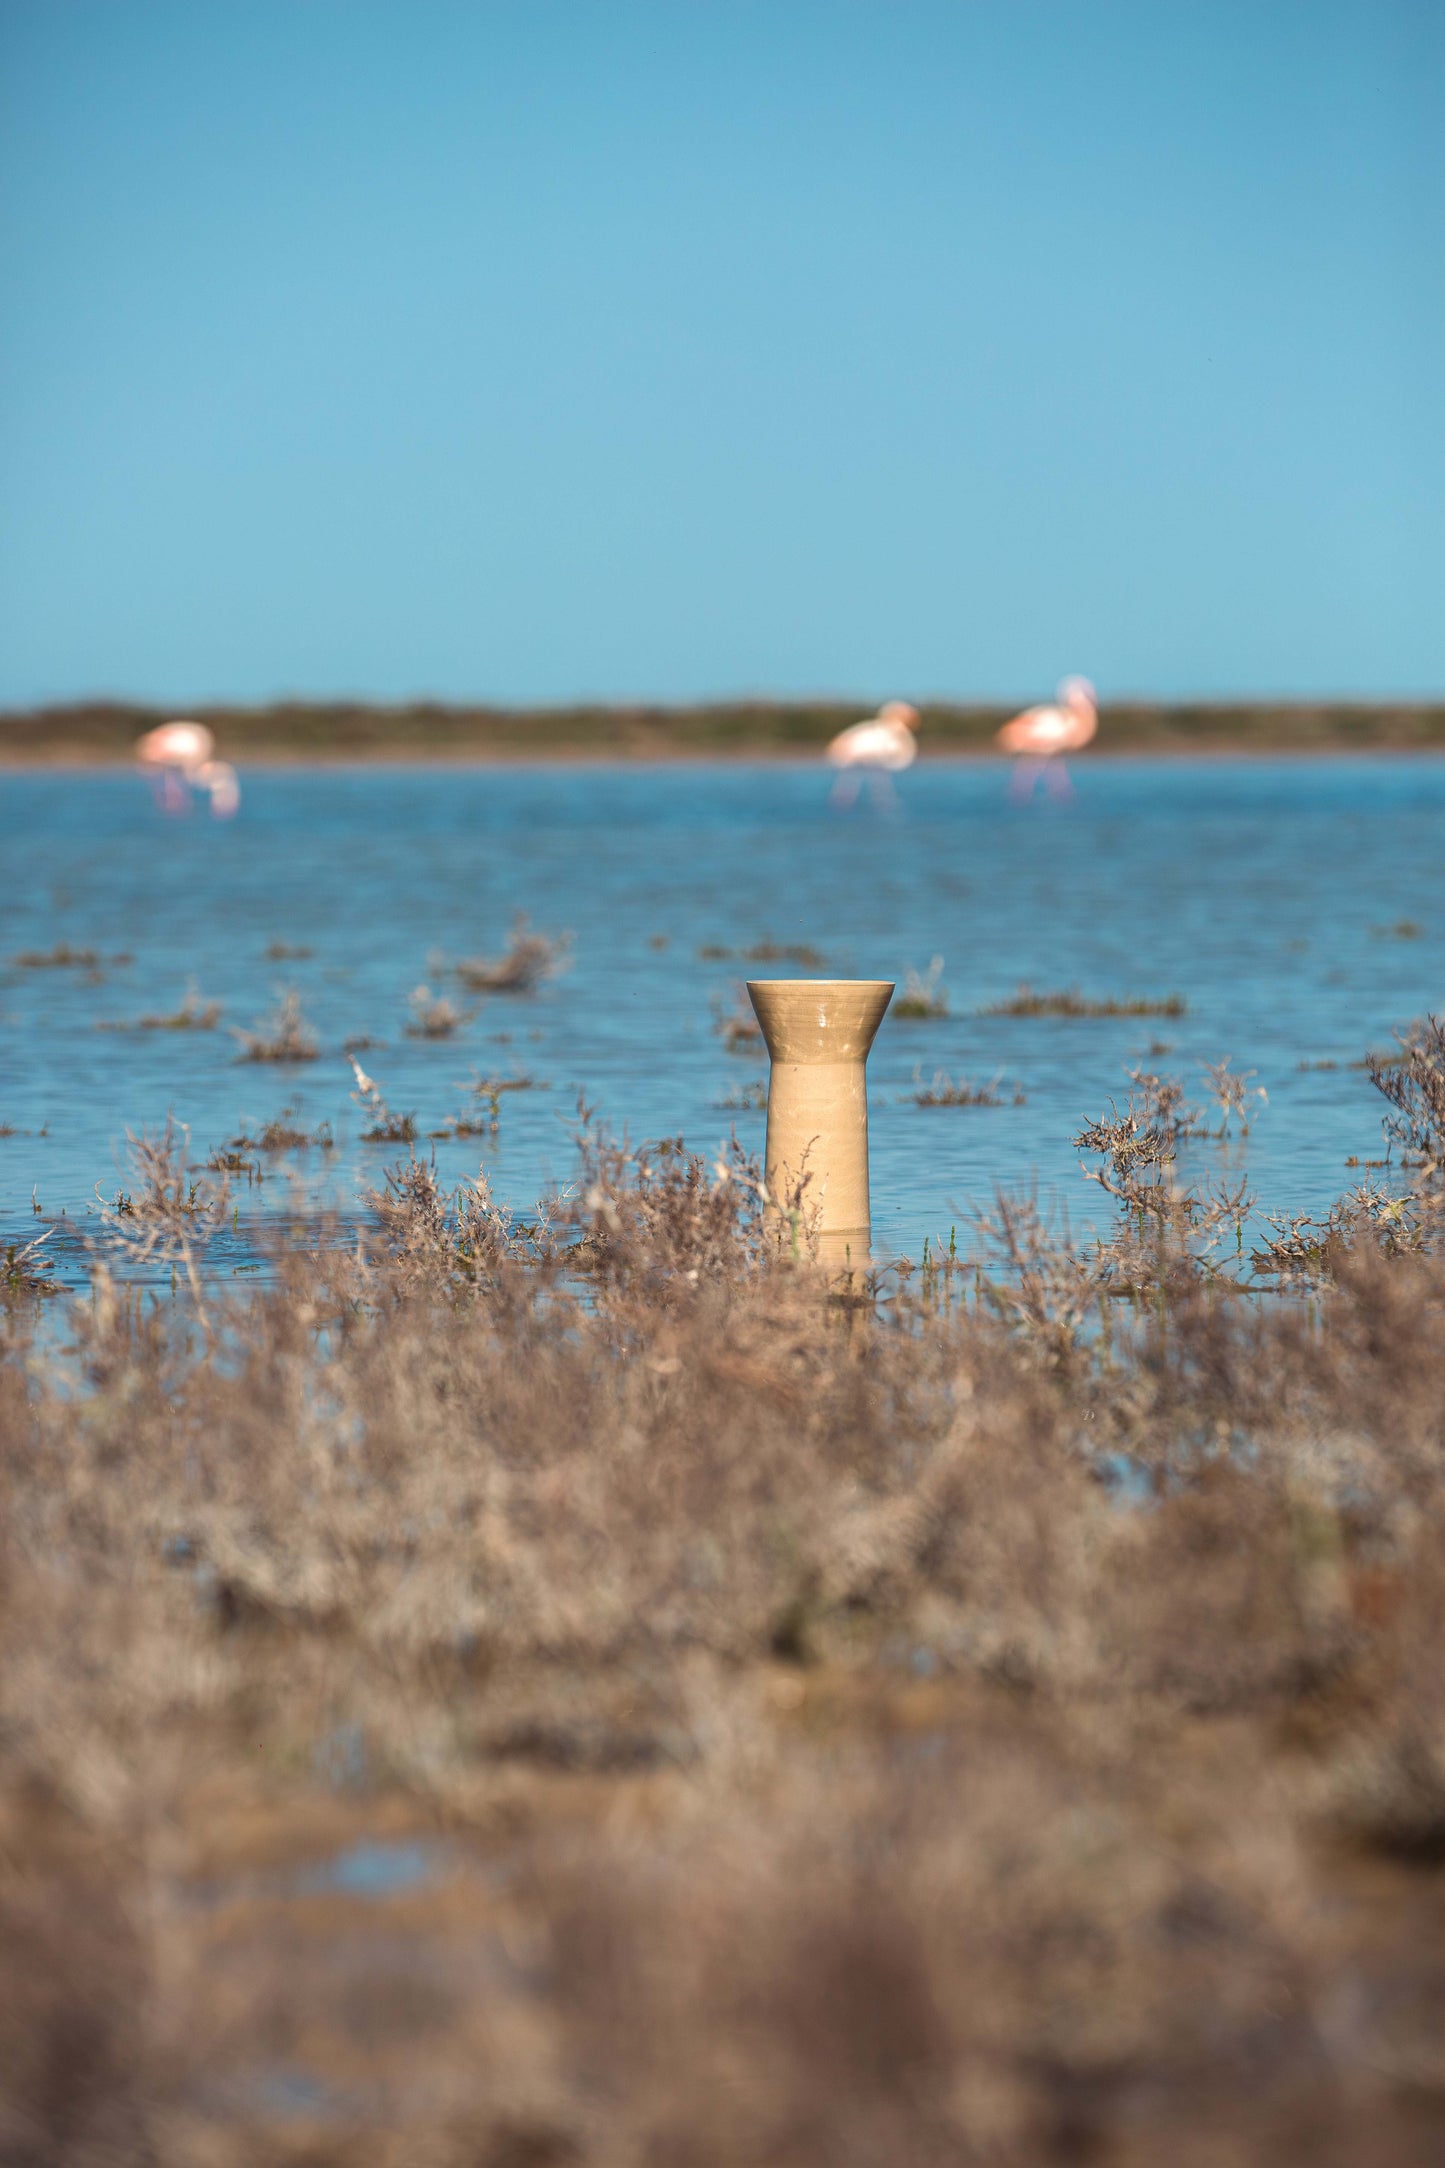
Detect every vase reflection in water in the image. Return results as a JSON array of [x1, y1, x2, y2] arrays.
[[745, 979, 894, 1268]]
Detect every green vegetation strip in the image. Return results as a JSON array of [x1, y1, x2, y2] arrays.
[[5, 698, 1445, 761]]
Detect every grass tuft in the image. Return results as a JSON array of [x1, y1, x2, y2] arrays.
[[454, 914, 572, 993], [893, 957, 949, 1019], [983, 984, 1187, 1018], [3, 1027, 1445, 2161], [233, 988, 319, 1062], [9, 942, 101, 969], [909, 1068, 1024, 1107]]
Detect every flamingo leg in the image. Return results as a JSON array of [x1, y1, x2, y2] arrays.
[[1008, 755, 1043, 803]]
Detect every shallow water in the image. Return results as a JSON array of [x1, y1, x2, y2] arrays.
[[3, 758, 1443, 1284]]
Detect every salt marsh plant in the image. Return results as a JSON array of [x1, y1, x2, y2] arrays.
[[909, 1067, 1024, 1107], [984, 984, 1188, 1018], [1368, 1013, 1445, 1182], [429, 1073, 539, 1140], [1252, 1180, 1427, 1286], [700, 940, 827, 965], [91, 1116, 230, 1326], [893, 955, 949, 1017], [233, 987, 319, 1062], [454, 913, 572, 993], [2, 1229, 58, 1298], [404, 983, 474, 1039], [744, 939, 827, 966], [714, 987, 764, 1050], [6, 1037, 1445, 2162], [8, 941, 101, 969], [223, 1105, 335, 1155], [717, 1077, 768, 1111], [348, 1055, 417, 1144], [135, 983, 222, 1030]]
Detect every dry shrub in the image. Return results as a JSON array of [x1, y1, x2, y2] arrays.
[[4, 1096, 1445, 2160], [454, 915, 571, 994], [233, 987, 319, 1063]]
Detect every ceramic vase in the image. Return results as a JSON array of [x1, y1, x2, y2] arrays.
[[746, 979, 894, 1267]]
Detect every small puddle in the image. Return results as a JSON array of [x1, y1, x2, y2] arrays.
[[187, 1834, 452, 1911], [289, 1837, 441, 1899]]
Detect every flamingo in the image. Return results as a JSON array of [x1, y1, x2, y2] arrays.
[[193, 759, 241, 820], [996, 677, 1097, 799], [134, 719, 240, 818], [826, 699, 920, 809]]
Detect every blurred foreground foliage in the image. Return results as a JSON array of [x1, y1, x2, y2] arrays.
[[4, 1044, 1445, 2165]]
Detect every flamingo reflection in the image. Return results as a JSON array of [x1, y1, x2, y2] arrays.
[[996, 678, 1097, 800]]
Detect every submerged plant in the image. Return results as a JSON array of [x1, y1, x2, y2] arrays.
[[204, 1146, 258, 1176], [454, 913, 572, 993], [91, 1116, 230, 1327], [3, 1229, 59, 1298], [1252, 1183, 1424, 1285], [224, 1102, 335, 1154], [909, 1067, 1024, 1107], [894, 956, 948, 1018], [233, 987, 319, 1063], [429, 1072, 538, 1139], [1369, 1014, 1445, 1182], [9, 942, 101, 970], [717, 1078, 769, 1111], [1072, 1066, 1254, 1296], [744, 939, 827, 967], [984, 985, 1188, 1019], [349, 1055, 417, 1143], [714, 989, 764, 1051], [136, 983, 222, 1030], [404, 984, 474, 1039]]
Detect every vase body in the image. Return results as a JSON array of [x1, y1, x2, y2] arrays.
[[746, 979, 894, 1266]]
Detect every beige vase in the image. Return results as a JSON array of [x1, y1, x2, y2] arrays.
[[746, 979, 894, 1267]]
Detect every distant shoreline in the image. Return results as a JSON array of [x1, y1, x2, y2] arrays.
[[2, 697, 1444, 765], [8, 746, 1445, 775]]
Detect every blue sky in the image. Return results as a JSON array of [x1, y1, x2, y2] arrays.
[[1, 0, 1439, 707]]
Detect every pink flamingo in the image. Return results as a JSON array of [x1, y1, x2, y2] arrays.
[[193, 758, 241, 820], [826, 700, 920, 809], [996, 677, 1097, 800], [134, 720, 240, 818]]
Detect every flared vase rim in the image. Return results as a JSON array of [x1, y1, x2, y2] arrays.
[[744, 977, 896, 993]]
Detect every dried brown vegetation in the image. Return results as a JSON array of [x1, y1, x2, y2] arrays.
[[349, 1056, 417, 1143], [894, 955, 949, 1018], [714, 986, 764, 1050], [233, 987, 320, 1063], [224, 1107, 336, 1155], [985, 985, 1189, 1019], [405, 984, 475, 1039], [4, 1048, 1445, 2163], [98, 983, 223, 1031], [454, 915, 572, 994], [910, 1067, 1024, 1107], [8, 940, 102, 969], [429, 1074, 540, 1141]]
